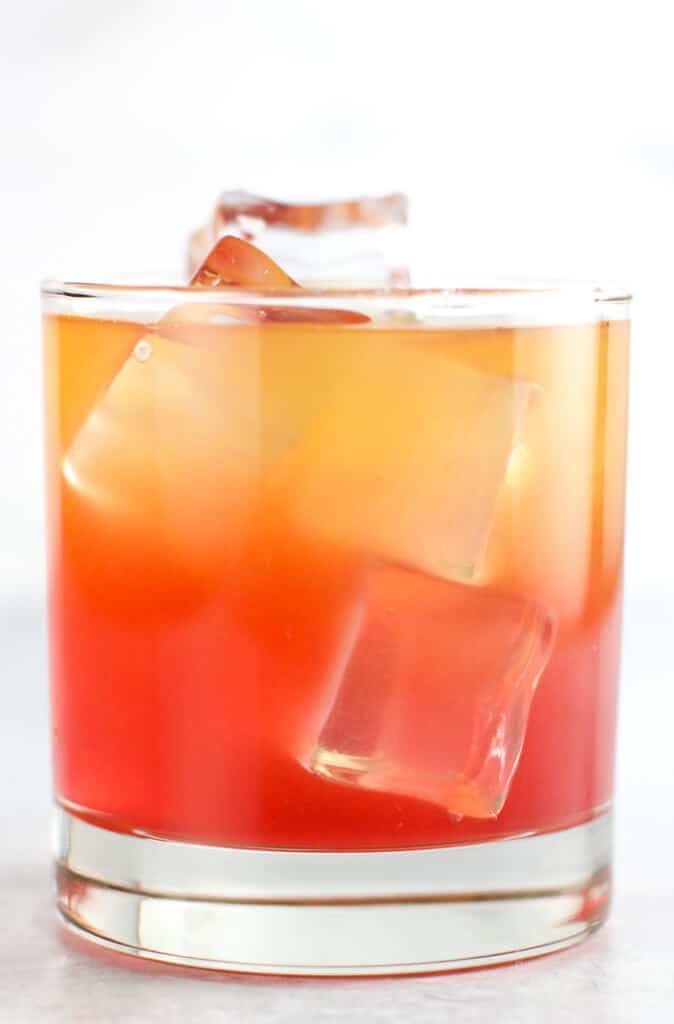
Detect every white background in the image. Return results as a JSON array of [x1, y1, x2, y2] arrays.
[[0, 2, 673, 1020]]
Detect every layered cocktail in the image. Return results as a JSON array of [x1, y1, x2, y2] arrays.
[[44, 194, 629, 974]]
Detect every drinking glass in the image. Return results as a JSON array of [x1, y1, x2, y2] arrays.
[[42, 274, 629, 975]]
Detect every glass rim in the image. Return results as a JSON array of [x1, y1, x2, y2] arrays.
[[41, 277, 631, 303]]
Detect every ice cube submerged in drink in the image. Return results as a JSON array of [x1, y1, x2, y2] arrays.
[[44, 194, 628, 856]]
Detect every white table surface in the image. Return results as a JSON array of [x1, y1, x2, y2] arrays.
[[1, 597, 672, 1023]]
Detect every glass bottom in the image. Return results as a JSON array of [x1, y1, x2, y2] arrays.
[[54, 807, 612, 977]]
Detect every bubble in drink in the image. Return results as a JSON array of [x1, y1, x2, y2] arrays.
[[133, 339, 153, 363]]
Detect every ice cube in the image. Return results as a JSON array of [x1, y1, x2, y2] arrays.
[[277, 335, 533, 582], [308, 566, 555, 819], [187, 236, 369, 324], [191, 234, 297, 288], [187, 191, 409, 286], [61, 327, 263, 609], [44, 314, 142, 452]]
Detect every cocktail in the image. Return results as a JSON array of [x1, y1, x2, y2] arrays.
[[43, 193, 629, 974]]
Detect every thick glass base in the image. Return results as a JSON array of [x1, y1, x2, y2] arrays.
[[54, 807, 611, 976]]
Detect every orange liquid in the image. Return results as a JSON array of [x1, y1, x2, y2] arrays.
[[43, 312, 628, 850]]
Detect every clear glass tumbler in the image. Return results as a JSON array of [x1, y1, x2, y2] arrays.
[[42, 277, 629, 975]]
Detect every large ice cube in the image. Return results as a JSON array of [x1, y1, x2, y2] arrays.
[[277, 336, 533, 582], [308, 566, 555, 819], [61, 326, 264, 608]]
